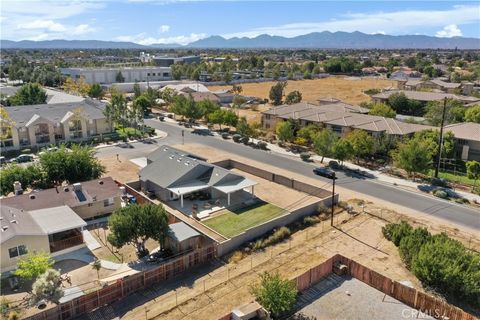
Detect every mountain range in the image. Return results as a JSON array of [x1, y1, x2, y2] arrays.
[[2, 31, 479, 49]]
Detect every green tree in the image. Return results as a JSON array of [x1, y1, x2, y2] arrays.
[[0, 164, 47, 196], [133, 95, 152, 116], [15, 252, 54, 280], [313, 129, 338, 163], [275, 121, 295, 142], [368, 103, 396, 118], [346, 130, 375, 162], [107, 203, 170, 257], [208, 109, 238, 129], [250, 272, 297, 319], [160, 87, 177, 105], [332, 138, 353, 164], [9, 83, 47, 106], [30, 269, 64, 305], [387, 92, 423, 116], [236, 116, 252, 136], [115, 71, 125, 83], [269, 81, 287, 106], [88, 83, 104, 99], [285, 90, 302, 105], [197, 99, 220, 119], [466, 160, 480, 191], [223, 71, 233, 84], [133, 82, 142, 99], [92, 259, 102, 279], [223, 109, 239, 127], [296, 124, 320, 145], [39, 144, 105, 185], [424, 99, 465, 126], [104, 89, 127, 128], [392, 138, 432, 179], [465, 105, 480, 123]]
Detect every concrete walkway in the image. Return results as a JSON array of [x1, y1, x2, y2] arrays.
[[82, 229, 101, 251], [54, 247, 123, 271], [94, 129, 167, 150]]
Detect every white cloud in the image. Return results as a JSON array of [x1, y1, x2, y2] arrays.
[[116, 32, 206, 45], [19, 19, 67, 32], [222, 5, 479, 39], [72, 24, 96, 35], [159, 25, 170, 33], [436, 24, 463, 38]]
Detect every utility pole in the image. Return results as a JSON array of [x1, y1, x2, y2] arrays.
[[434, 97, 447, 178], [182, 129, 184, 145], [330, 172, 336, 227]]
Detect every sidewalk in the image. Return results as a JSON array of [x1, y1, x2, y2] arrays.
[[94, 129, 167, 150], [251, 138, 480, 204]]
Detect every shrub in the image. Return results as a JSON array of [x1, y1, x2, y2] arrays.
[[433, 189, 448, 199], [263, 227, 291, 247], [300, 152, 311, 161], [431, 177, 449, 188], [257, 141, 268, 150], [303, 215, 320, 226], [232, 134, 242, 143], [251, 239, 264, 251], [103, 137, 111, 144], [337, 201, 349, 209], [1, 298, 10, 316], [221, 132, 230, 139], [398, 227, 431, 267], [454, 197, 469, 204], [241, 136, 250, 144], [382, 221, 413, 246]]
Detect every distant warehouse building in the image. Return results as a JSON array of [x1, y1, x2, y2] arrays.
[[152, 55, 201, 67], [61, 66, 172, 84]]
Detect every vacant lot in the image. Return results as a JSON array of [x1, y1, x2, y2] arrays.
[[209, 76, 397, 105], [203, 202, 287, 238]]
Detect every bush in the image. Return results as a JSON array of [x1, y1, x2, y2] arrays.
[[431, 177, 449, 188], [232, 134, 242, 143], [433, 189, 448, 199], [257, 141, 268, 150], [221, 132, 230, 139], [382, 221, 413, 246], [1, 298, 9, 316], [241, 136, 250, 144], [263, 227, 291, 247], [303, 215, 320, 226], [384, 222, 480, 306], [454, 197, 469, 204], [300, 152, 311, 161]]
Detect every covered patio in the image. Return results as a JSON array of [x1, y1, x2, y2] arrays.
[[168, 179, 257, 219]]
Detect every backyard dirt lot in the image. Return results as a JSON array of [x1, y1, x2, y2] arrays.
[[208, 76, 397, 105]]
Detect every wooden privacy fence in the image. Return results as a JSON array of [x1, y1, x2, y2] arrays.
[[24, 245, 216, 320], [221, 254, 477, 320]]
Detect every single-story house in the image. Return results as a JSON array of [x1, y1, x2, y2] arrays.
[[1, 98, 114, 151], [371, 90, 480, 105], [165, 222, 203, 254], [139, 146, 257, 209], [262, 100, 434, 137], [399, 78, 473, 95], [178, 91, 221, 104], [159, 83, 210, 93], [1, 204, 87, 272], [0, 177, 122, 220], [445, 122, 480, 161]]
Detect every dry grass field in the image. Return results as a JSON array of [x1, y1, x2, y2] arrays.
[[209, 76, 397, 105]]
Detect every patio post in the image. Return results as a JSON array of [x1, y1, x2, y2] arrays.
[[227, 192, 231, 206], [251, 185, 255, 198], [180, 193, 184, 208]]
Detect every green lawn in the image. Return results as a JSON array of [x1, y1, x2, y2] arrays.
[[203, 202, 287, 238]]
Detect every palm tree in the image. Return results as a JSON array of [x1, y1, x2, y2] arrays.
[[92, 259, 102, 279]]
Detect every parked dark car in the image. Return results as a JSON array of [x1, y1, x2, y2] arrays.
[[313, 167, 337, 179]]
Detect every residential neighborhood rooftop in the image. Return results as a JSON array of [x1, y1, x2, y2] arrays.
[[445, 122, 480, 142], [372, 90, 480, 103]]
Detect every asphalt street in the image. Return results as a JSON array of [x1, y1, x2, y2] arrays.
[[96, 119, 480, 230]]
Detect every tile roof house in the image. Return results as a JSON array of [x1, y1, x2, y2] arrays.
[[140, 146, 257, 211], [371, 90, 480, 104], [445, 122, 480, 161], [1, 98, 114, 151], [261, 100, 433, 137]]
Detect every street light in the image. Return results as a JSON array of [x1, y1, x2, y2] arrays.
[[330, 172, 336, 227]]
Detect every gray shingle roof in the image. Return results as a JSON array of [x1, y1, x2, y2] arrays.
[[140, 146, 256, 195], [445, 122, 480, 142], [168, 222, 200, 243], [0, 205, 44, 243], [372, 90, 479, 103], [4, 99, 107, 128]]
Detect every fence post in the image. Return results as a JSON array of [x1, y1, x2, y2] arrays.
[[121, 279, 124, 297]]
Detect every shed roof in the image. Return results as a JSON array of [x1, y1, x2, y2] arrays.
[[168, 222, 200, 243], [29, 206, 86, 235]]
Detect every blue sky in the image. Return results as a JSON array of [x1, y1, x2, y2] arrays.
[[1, 1, 479, 44]]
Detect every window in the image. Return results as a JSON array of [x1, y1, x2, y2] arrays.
[[104, 197, 114, 207], [9, 245, 27, 258]]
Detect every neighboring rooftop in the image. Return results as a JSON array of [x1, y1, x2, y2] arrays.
[[4, 98, 107, 128], [0, 177, 121, 211], [0, 205, 86, 243], [445, 122, 480, 142], [0, 85, 84, 104], [168, 221, 201, 243], [372, 90, 480, 103], [159, 83, 210, 93]]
